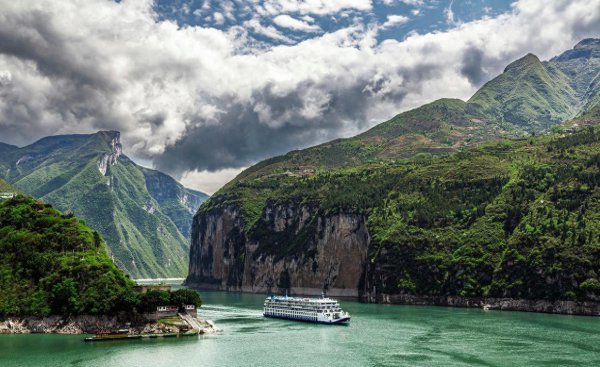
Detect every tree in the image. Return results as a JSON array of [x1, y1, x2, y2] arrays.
[[50, 278, 80, 315], [169, 289, 202, 308], [139, 290, 171, 312]]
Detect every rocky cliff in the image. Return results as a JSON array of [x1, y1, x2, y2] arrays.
[[187, 201, 370, 297]]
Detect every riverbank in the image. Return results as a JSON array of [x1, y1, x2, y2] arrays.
[[188, 286, 600, 316], [367, 294, 600, 316], [0, 314, 219, 335]]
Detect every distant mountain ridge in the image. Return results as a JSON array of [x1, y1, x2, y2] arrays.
[[231, 39, 600, 182], [0, 131, 208, 278]]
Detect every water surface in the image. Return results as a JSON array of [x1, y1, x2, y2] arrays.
[[2, 291, 599, 367]]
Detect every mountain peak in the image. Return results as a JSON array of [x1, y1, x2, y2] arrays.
[[574, 38, 600, 50], [503, 53, 541, 73], [96, 130, 120, 142], [95, 130, 122, 155], [552, 39, 600, 62]]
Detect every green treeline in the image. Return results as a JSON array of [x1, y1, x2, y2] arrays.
[[0, 195, 201, 317]]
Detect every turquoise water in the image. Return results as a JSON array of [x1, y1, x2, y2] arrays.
[[2, 291, 600, 367]]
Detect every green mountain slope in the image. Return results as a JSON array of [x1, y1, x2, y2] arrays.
[[0, 195, 202, 317], [549, 39, 600, 97], [468, 54, 579, 130], [188, 40, 600, 304], [0, 178, 17, 197], [237, 99, 504, 181], [0, 132, 208, 278]]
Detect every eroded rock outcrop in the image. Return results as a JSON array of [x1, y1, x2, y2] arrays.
[[97, 131, 122, 176], [186, 200, 370, 297]]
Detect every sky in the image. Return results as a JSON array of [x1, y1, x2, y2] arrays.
[[0, 0, 599, 194]]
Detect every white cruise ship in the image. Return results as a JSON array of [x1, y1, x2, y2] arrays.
[[263, 294, 351, 324]]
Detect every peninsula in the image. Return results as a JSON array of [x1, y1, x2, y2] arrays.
[[0, 193, 216, 335]]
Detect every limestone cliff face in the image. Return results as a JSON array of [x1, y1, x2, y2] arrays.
[[97, 131, 122, 176], [186, 200, 370, 297]]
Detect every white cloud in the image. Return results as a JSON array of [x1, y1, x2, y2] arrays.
[[273, 14, 321, 32], [382, 0, 425, 5], [258, 0, 372, 16], [0, 70, 11, 86], [0, 0, 599, 192], [213, 12, 225, 25], [445, 0, 456, 24], [180, 167, 246, 194], [381, 14, 410, 29], [243, 17, 294, 42], [405, 0, 425, 4]]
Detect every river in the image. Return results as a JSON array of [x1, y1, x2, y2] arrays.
[[1, 291, 599, 366]]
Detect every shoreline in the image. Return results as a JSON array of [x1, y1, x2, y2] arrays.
[[370, 294, 600, 317], [0, 313, 219, 335], [186, 283, 600, 316]]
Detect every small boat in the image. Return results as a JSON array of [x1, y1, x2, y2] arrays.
[[84, 329, 199, 342], [84, 329, 138, 342]]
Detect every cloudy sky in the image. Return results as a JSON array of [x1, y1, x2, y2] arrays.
[[0, 0, 599, 193]]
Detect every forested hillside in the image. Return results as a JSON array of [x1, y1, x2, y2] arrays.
[[0, 195, 202, 317]]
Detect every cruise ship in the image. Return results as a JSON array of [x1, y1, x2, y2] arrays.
[[263, 293, 351, 324]]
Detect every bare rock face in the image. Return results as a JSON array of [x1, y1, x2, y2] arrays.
[[186, 201, 370, 297], [0, 315, 120, 334], [0, 313, 219, 334], [97, 131, 122, 176]]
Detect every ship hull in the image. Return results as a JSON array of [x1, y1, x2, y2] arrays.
[[264, 314, 351, 325]]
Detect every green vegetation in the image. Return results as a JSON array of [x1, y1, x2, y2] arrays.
[[201, 125, 600, 301], [0, 195, 203, 317], [0, 132, 207, 278], [139, 289, 202, 313], [0, 178, 17, 195], [0, 195, 134, 316], [469, 54, 579, 131]]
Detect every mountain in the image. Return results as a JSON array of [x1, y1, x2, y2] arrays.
[[233, 41, 600, 181], [0, 131, 208, 278], [468, 54, 579, 130], [187, 40, 600, 307], [550, 39, 600, 102], [236, 99, 502, 182]]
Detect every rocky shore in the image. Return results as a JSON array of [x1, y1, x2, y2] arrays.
[[0, 314, 219, 335], [369, 294, 600, 316]]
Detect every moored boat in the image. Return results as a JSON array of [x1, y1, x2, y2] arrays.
[[84, 329, 199, 342], [84, 329, 137, 342]]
